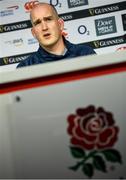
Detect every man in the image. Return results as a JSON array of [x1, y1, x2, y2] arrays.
[[17, 2, 96, 68]]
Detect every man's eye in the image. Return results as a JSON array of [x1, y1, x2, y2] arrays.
[[46, 17, 53, 21], [34, 20, 41, 26]]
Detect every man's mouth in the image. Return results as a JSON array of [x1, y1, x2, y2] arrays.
[[43, 33, 51, 38]]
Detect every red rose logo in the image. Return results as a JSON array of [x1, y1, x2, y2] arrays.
[[67, 105, 122, 178], [67, 105, 119, 150]]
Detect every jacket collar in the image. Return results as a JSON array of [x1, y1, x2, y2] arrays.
[[37, 37, 73, 61]]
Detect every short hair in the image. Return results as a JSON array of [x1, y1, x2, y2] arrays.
[[30, 2, 59, 25], [49, 3, 58, 16]]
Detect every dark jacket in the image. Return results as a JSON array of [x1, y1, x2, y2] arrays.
[[17, 38, 96, 68]]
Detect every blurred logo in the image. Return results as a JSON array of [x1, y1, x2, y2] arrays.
[[0, 25, 4, 33], [28, 38, 38, 45], [93, 41, 100, 48], [122, 14, 126, 31], [60, 14, 73, 21], [78, 25, 89, 35], [50, 0, 62, 8], [5, 38, 23, 46], [7, 5, 19, 10], [0, 20, 31, 33], [0, 5, 19, 17], [89, 5, 119, 16], [93, 35, 125, 48], [24, 1, 39, 12], [0, 9, 13, 17], [3, 54, 30, 65], [95, 16, 117, 36], [89, 8, 95, 16], [67, 0, 88, 8]]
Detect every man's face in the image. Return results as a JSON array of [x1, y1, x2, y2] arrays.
[[31, 4, 64, 49]]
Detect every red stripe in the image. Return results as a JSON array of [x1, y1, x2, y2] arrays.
[[0, 62, 126, 94]]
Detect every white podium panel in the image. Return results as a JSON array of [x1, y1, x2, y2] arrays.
[[0, 52, 126, 178]]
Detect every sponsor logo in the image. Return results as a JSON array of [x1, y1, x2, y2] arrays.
[[2, 54, 31, 65], [28, 38, 38, 45], [24, 1, 39, 12], [0, 5, 19, 17], [95, 16, 117, 36], [0, 9, 14, 17], [67, 105, 122, 178], [60, 14, 73, 21], [122, 14, 126, 31], [7, 6, 19, 10], [89, 5, 119, 16], [93, 35, 125, 48], [79, 34, 125, 49], [0, 20, 31, 33], [3, 56, 26, 65], [78, 25, 89, 35], [50, 0, 62, 8], [67, 0, 88, 8], [59, 2, 125, 22], [5, 38, 23, 46]]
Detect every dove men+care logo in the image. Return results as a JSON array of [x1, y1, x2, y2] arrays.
[[95, 16, 117, 36]]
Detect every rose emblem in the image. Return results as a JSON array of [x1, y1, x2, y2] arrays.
[[67, 105, 122, 178]]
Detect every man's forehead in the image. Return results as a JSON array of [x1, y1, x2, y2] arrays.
[[31, 5, 54, 18], [32, 4, 53, 13], [30, 3, 58, 22]]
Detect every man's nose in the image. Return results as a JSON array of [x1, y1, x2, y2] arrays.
[[41, 21, 48, 30]]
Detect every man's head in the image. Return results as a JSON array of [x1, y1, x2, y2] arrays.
[[30, 3, 64, 50]]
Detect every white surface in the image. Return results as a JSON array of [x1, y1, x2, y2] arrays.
[[0, 51, 126, 84], [0, 70, 125, 178], [0, 50, 126, 178]]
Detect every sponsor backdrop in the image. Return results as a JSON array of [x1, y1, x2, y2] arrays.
[[0, 0, 126, 71]]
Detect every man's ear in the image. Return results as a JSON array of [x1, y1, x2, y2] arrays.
[[58, 18, 64, 31], [31, 27, 36, 38]]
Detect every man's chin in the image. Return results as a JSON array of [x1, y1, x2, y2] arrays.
[[43, 42, 56, 48]]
